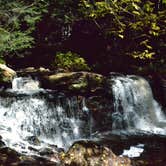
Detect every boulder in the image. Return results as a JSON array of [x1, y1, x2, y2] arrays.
[[17, 67, 51, 77], [0, 64, 16, 87], [60, 140, 131, 166], [40, 72, 105, 95]]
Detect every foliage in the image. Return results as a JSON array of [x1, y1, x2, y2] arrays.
[[0, 56, 5, 64], [78, 0, 165, 60], [0, 0, 48, 58], [53, 51, 90, 71], [0, 0, 165, 72]]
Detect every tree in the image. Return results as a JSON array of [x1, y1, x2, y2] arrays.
[[0, 0, 48, 60]]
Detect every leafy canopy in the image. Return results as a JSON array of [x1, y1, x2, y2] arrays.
[[0, 0, 165, 67], [78, 0, 165, 59]]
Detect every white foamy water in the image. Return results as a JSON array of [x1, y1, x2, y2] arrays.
[[0, 96, 90, 153], [0, 78, 90, 154], [12, 77, 41, 93], [122, 144, 144, 158], [0, 75, 166, 157], [111, 75, 166, 134]]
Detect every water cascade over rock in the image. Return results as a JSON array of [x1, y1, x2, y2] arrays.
[[0, 77, 90, 155], [111, 75, 166, 134], [12, 77, 40, 91], [0, 75, 166, 165]]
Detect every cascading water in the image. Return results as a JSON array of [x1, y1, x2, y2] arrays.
[[0, 77, 90, 155], [111, 75, 166, 134], [12, 76, 41, 92], [1, 75, 166, 162]]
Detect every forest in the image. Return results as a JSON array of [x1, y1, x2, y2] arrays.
[[0, 0, 165, 74]]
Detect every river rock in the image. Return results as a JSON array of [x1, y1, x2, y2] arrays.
[[17, 67, 51, 77], [39, 147, 60, 163], [60, 140, 131, 166], [39, 147, 54, 156], [40, 72, 105, 95], [26, 136, 41, 146], [0, 64, 16, 87], [0, 147, 57, 165]]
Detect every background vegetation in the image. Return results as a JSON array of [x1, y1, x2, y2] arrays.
[[0, 0, 165, 74]]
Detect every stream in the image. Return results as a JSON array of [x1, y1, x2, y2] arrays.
[[0, 75, 166, 165]]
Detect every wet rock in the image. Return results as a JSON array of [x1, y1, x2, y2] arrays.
[[86, 96, 113, 133], [40, 72, 105, 95], [0, 140, 5, 148], [28, 146, 39, 152], [39, 148, 54, 156], [146, 72, 166, 108], [87, 96, 113, 113], [17, 67, 51, 77], [0, 147, 58, 165], [131, 138, 166, 166], [61, 140, 131, 166], [47, 144, 64, 153], [0, 64, 16, 88], [26, 136, 41, 146], [39, 148, 60, 163], [161, 78, 166, 107], [0, 147, 21, 165]]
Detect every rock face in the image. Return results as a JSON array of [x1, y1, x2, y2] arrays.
[[0, 64, 16, 88], [61, 141, 131, 166], [40, 72, 105, 95], [86, 96, 113, 132], [147, 73, 166, 108]]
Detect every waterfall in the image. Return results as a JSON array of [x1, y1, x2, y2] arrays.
[[12, 77, 40, 91], [0, 77, 90, 154], [1, 75, 166, 156], [111, 75, 166, 134]]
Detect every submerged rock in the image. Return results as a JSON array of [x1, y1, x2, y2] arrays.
[[40, 72, 105, 95], [0, 64, 16, 88], [61, 140, 131, 166]]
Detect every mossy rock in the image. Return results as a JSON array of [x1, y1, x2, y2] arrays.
[[41, 72, 105, 95], [0, 64, 16, 88]]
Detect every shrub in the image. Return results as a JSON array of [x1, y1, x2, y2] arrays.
[[53, 51, 90, 71]]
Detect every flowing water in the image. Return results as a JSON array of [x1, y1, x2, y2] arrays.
[[111, 75, 166, 134], [0, 77, 90, 155], [0, 75, 166, 163]]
